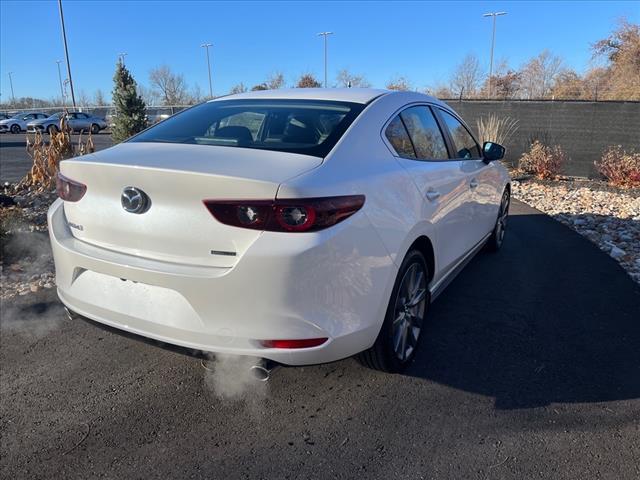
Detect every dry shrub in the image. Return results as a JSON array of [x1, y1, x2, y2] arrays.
[[18, 113, 94, 193], [595, 145, 640, 188], [476, 114, 519, 145], [518, 140, 566, 179]]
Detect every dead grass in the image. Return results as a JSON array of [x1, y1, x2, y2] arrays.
[[17, 113, 94, 193]]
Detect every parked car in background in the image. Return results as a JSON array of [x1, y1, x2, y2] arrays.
[[0, 113, 11, 121], [0, 112, 48, 133], [49, 88, 510, 373], [27, 111, 108, 135]]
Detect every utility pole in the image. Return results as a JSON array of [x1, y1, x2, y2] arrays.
[[317, 32, 333, 88], [483, 11, 507, 98], [58, 0, 76, 108], [119, 52, 128, 66], [7, 72, 15, 105], [55, 60, 65, 104], [201, 43, 213, 98]]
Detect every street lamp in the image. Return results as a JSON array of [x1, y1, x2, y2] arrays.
[[201, 43, 213, 98], [7, 72, 15, 105], [317, 32, 333, 88], [58, 0, 76, 108], [483, 11, 507, 98], [119, 52, 128, 66], [55, 60, 65, 104]]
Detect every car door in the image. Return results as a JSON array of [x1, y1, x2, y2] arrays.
[[21, 113, 36, 129], [436, 108, 499, 242], [76, 113, 91, 131], [384, 105, 472, 277]]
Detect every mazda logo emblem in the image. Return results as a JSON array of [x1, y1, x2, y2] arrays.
[[121, 186, 150, 214]]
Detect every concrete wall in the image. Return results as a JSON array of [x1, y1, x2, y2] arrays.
[[443, 100, 640, 177]]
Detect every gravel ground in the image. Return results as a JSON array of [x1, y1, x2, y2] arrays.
[[512, 178, 640, 284]]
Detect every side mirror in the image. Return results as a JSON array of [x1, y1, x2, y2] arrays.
[[482, 142, 505, 163]]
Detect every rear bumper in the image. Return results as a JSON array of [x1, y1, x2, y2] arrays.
[[48, 199, 396, 365]]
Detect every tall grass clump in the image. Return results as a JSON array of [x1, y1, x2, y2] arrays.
[[476, 114, 519, 145]]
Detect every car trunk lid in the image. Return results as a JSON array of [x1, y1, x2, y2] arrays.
[[60, 142, 323, 268]]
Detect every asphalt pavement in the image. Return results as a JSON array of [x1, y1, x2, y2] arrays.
[[1, 200, 639, 479], [0, 133, 114, 184]]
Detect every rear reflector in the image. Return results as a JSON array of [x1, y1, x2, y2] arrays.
[[259, 338, 328, 349], [56, 173, 87, 202], [203, 195, 365, 232]]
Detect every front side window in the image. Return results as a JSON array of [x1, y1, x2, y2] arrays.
[[384, 115, 416, 159], [439, 109, 480, 159], [399, 106, 448, 160], [130, 99, 365, 157]]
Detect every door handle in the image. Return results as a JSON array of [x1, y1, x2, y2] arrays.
[[425, 189, 441, 202], [469, 178, 479, 189]]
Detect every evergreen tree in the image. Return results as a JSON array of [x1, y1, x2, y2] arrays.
[[111, 62, 147, 143]]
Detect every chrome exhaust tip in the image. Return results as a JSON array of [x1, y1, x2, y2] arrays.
[[249, 359, 279, 382], [249, 365, 271, 382]]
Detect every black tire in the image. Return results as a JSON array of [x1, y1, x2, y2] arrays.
[[10, 124, 20, 134], [47, 125, 58, 135], [486, 188, 510, 252], [358, 249, 430, 372], [90, 123, 100, 134]]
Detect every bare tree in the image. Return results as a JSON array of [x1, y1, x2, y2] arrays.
[[77, 89, 91, 107], [386, 76, 412, 91], [189, 84, 203, 104], [266, 72, 285, 89], [93, 89, 106, 106], [592, 19, 640, 100], [335, 69, 371, 88], [449, 53, 483, 98], [137, 84, 159, 106], [551, 69, 585, 99], [519, 50, 563, 99], [424, 84, 455, 98], [296, 73, 322, 88], [230, 82, 248, 94], [149, 65, 190, 105]]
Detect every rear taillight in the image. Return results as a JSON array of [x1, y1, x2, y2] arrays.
[[203, 195, 365, 232], [259, 338, 328, 349], [56, 173, 87, 202]]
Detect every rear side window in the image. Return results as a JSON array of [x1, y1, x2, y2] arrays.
[[399, 106, 448, 160], [439, 109, 481, 159], [130, 99, 365, 157], [384, 116, 416, 158]]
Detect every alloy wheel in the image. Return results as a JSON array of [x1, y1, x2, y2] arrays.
[[391, 262, 427, 362], [495, 191, 510, 246]]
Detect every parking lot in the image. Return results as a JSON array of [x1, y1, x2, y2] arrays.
[[0, 133, 114, 184], [2, 200, 639, 479]]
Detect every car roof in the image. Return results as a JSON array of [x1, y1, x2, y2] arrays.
[[210, 88, 449, 109], [211, 88, 393, 104]]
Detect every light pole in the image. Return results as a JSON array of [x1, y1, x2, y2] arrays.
[[201, 43, 213, 98], [317, 32, 333, 88], [483, 11, 507, 98], [119, 52, 128, 66], [58, 0, 76, 108], [7, 72, 15, 105], [55, 60, 65, 104]]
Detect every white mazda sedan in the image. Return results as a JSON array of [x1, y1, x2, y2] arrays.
[[49, 88, 510, 372]]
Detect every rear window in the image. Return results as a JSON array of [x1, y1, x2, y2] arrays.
[[130, 99, 366, 157]]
